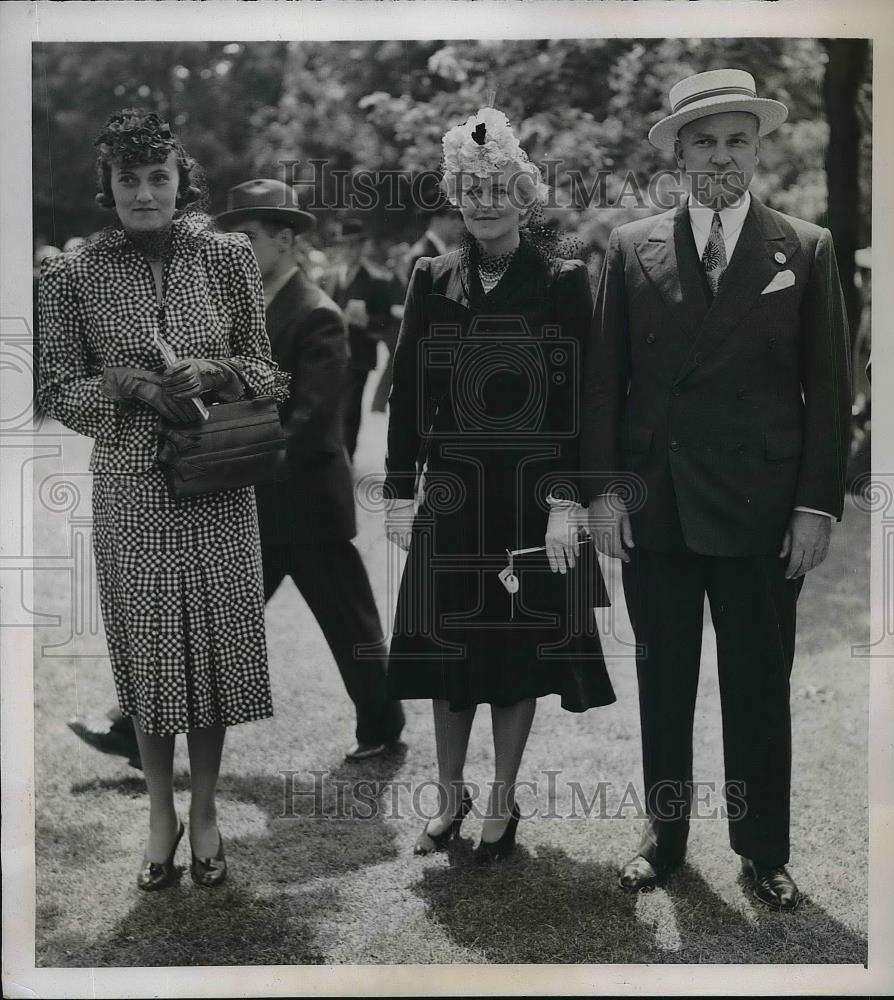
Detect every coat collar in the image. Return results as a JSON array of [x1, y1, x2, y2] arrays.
[[433, 239, 551, 315]]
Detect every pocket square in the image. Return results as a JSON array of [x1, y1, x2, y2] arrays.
[[761, 269, 796, 295]]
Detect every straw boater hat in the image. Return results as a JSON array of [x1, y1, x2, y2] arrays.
[[648, 69, 788, 152], [216, 179, 315, 233]]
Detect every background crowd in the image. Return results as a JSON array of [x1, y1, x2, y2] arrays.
[[32, 38, 872, 476], [27, 36, 872, 968]]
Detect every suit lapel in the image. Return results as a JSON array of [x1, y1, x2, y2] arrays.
[[674, 195, 801, 382], [634, 205, 708, 337]]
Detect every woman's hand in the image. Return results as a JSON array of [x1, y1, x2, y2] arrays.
[[162, 359, 237, 400], [545, 504, 581, 574], [384, 498, 416, 550], [103, 367, 197, 423]]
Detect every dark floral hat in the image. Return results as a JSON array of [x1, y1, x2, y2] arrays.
[[94, 108, 180, 165]]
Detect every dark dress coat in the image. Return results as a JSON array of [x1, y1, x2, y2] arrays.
[[254, 269, 356, 544], [383, 241, 615, 712]]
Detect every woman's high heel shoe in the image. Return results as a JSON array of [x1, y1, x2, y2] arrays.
[[474, 803, 521, 864], [137, 819, 185, 891], [414, 786, 473, 855], [190, 832, 227, 888]]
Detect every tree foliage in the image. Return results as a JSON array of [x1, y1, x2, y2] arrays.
[[33, 37, 870, 264]]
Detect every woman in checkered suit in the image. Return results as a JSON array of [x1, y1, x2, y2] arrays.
[[37, 110, 288, 891]]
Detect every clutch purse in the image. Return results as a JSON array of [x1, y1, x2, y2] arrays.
[[157, 396, 289, 498]]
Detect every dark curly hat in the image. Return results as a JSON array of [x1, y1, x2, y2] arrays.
[[93, 107, 204, 211]]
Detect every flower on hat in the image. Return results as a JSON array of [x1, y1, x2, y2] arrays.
[[442, 107, 522, 176], [94, 108, 178, 165], [441, 107, 549, 206]]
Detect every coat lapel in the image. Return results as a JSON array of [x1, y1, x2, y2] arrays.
[[634, 205, 708, 337], [674, 195, 801, 382]]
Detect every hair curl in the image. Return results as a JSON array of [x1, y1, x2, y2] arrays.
[[93, 107, 206, 212], [440, 156, 546, 216]]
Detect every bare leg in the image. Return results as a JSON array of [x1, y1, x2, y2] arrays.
[[132, 718, 178, 862], [186, 725, 226, 857], [425, 699, 476, 837], [482, 698, 536, 843]]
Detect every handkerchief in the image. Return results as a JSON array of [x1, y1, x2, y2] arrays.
[[761, 269, 796, 295]]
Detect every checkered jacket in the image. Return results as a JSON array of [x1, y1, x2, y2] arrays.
[[37, 215, 288, 473]]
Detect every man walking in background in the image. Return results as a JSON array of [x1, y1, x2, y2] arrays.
[[326, 219, 401, 461], [582, 70, 851, 910]]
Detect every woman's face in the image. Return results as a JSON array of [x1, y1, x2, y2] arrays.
[[457, 166, 523, 247], [110, 151, 180, 232]]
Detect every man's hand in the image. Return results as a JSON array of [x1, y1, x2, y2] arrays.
[[384, 498, 415, 551], [587, 494, 634, 563], [779, 510, 832, 579]]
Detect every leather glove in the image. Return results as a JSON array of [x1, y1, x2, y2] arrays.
[[161, 358, 244, 401], [103, 367, 198, 424]]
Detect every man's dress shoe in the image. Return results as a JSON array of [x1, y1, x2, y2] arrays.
[[618, 854, 676, 892], [344, 742, 387, 762], [741, 858, 801, 911], [67, 715, 142, 770]]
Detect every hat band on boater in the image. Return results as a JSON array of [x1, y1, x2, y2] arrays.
[[673, 85, 757, 113]]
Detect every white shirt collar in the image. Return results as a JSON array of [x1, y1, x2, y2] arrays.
[[687, 190, 751, 237]]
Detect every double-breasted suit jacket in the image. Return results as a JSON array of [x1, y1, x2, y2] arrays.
[[581, 195, 851, 555], [254, 270, 355, 543]]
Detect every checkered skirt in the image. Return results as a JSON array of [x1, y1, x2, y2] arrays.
[[92, 467, 273, 735]]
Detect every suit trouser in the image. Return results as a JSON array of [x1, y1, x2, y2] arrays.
[[622, 547, 803, 869], [342, 366, 371, 460], [262, 540, 405, 746]]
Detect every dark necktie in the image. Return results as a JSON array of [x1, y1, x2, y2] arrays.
[[701, 212, 728, 297]]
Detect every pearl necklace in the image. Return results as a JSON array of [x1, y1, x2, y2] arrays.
[[477, 245, 518, 292]]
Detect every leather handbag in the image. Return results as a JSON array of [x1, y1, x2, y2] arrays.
[[157, 395, 289, 498]]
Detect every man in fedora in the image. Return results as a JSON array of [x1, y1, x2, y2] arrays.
[[326, 218, 402, 461], [68, 181, 404, 764], [581, 69, 851, 910], [219, 180, 404, 760]]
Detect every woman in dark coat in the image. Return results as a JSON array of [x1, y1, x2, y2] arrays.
[[384, 108, 615, 862], [38, 110, 288, 890]]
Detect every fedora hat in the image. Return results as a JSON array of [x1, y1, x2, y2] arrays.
[[331, 218, 368, 243], [648, 69, 788, 151], [216, 179, 316, 232]]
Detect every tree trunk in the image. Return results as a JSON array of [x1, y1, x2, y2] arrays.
[[822, 38, 869, 353]]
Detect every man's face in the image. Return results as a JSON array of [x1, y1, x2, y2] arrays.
[[675, 111, 761, 208], [230, 220, 288, 280]]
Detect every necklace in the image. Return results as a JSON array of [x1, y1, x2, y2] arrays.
[[475, 242, 519, 291]]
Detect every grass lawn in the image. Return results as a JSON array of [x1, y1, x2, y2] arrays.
[[31, 402, 869, 967]]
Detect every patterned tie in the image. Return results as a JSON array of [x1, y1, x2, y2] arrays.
[[701, 211, 728, 297]]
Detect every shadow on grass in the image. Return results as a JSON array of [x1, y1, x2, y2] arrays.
[[413, 846, 868, 965], [41, 747, 409, 967]]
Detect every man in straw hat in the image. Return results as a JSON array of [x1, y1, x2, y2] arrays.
[[218, 180, 405, 762], [581, 69, 851, 910]]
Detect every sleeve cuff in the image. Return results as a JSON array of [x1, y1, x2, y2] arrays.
[[794, 505, 835, 519]]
